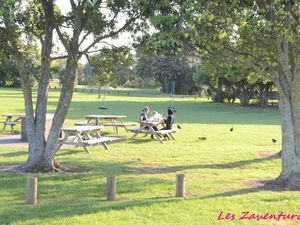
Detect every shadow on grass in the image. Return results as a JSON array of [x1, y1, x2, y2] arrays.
[[0, 175, 176, 225], [128, 156, 279, 174], [0, 197, 180, 224], [0, 151, 27, 158]]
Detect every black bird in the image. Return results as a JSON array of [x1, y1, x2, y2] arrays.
[[272, 138, 277, 144], [198, 137, 207, 141], [177, 124, 182, 129], [230, 126, 234, 132]]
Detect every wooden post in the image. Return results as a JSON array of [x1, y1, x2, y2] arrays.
[[176, 174, 185, 197], [26, 177, 38, 204], [106, 176, 116, 201]]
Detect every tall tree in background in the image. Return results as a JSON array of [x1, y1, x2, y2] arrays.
[[87, 47, 133, 97]]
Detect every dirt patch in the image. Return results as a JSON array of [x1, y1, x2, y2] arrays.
[[242, 179, 294, 191], [259, 151, 280, 159], [0, 164, 90, 174], [242, 179, 270, 189], [56, 165, 90, 173]]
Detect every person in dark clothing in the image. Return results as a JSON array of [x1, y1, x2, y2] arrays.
[[162, 108, 175, 130], [159, 108, 175, 140]]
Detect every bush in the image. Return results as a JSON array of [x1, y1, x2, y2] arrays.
[[213, 90, 226, 103]]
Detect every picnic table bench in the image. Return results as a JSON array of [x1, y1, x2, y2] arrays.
[[129, 121, 177, 144], [57, 125, 122, 153], [1, 114, 24, 132]]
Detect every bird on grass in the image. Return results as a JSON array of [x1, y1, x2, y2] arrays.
[[272, 138, 277, 144], [198, 137, 207, 141], [177, 124, 182, 129], [230, 126, 234, 132]]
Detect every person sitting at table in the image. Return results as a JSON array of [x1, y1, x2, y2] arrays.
[[140, 106, 149, 123], [149, 111, 162, 123], [160, 108, 175, 139], [149, 111, 162, 139]]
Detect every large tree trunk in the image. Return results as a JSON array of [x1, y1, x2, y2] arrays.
[[25, 0, 55, 172], [276, 85, 300, 188]]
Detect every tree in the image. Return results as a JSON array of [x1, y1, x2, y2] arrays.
[[147, 0, 300, 187], [0, 56, 21, 87], [0, 0, 154, 172], [87, 47, 133, 98], [182, 0, 300, 188]]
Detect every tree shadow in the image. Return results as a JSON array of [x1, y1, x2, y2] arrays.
[[128, 156, 279, 174], [0, 151, 27, 158]]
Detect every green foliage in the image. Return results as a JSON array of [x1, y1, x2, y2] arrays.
[[0, 58, 20, 87], [84, 47, 133, 88]]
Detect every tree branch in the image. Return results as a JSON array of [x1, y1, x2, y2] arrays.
[[79, 15, 138, 57], [50, 55, 68, 61]]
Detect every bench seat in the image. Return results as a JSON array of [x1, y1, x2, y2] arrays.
[[129, 128, 149, 133], [155, 129, 177, 134], [81, 137, 122, 145], [4, 121, 21, 125], [103, 122, 136, 127], [74, 121, 97, 126]]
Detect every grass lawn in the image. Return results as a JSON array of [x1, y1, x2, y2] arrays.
[[0, 87, 299, 225]]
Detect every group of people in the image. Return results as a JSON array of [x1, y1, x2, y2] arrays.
[[139, 106, 175, 139]]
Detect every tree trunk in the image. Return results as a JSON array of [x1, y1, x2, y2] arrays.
[[98, 85, 101, 98], [239, 91, 251, 106], [25, 0, 56, 172], [270, 54, 300, 189]]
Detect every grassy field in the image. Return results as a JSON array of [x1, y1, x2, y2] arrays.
[[0, 87, 299, 225]]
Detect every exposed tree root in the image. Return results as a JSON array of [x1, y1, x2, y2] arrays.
[[22, 160, 88, 173]]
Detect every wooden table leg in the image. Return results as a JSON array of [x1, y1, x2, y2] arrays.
[[76, 133, 90, 153], [168, 133, 175, 140], [113, 119, 119, 133], [149, 127, 164, 144], [56, 132, 69, 152], [130, 125, 146, 140], [102, 142, 110, 150]]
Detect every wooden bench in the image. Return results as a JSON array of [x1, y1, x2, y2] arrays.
[[129, 127, 149, 134], [155, 128, 177, 134], [74, 121, 96, 126], [1, 121, 21, 132], [82, 137, 122, 146], [58, 136, 122, 153], [103, 122, 136, 127], [57, 125, 123, 153], [155, 128, 177, 140]]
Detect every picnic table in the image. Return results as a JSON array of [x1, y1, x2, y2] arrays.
[[129, 121, 177, 144], [57, 125, 121, 153], [79, 115, 135, 133], [1, 114, 24, 132]]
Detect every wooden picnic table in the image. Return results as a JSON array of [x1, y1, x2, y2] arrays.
[[1, 114, 24, 132], [57, 125, 121, 153], [129, 121, 163, 144], [84, 115, 134, 133], [129, 121, 177, 144]]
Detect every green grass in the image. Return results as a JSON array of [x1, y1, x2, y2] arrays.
[[0, 87, 299, 225]]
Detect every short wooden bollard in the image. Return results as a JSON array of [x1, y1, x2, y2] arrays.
[[176, 174, 185, 197], [26, 177, 38, 204], [106, 176, 116, 201]]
